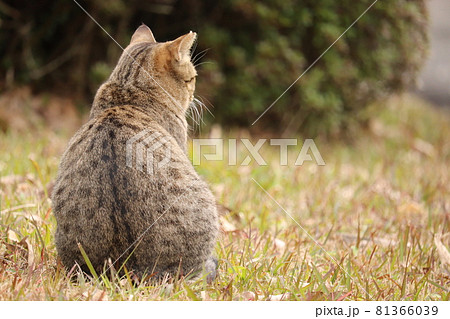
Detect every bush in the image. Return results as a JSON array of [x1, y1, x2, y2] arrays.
[[196, 0, 429, 135], [0, 0, 428, 136]]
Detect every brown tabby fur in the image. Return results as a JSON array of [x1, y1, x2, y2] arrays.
[[52, 25, 219, 281]]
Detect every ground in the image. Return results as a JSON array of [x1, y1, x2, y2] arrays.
[[0, 93, 449, 300]]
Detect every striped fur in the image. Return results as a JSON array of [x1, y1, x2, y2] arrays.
[[52, 25, 219, 282]]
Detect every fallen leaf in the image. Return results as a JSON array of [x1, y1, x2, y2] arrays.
[[7, 229, 19, 242], [305, 291, 325, 301], [241, 291, 256, 301], [200, 291, 210, 300], [336, 291, 352, 301], [398, 201, 426, 219], [413, 138, 436, 157], [162, 283, 174, 296], [24, 237, 35, 266], [92, 289, 109, 301], [220, 216, 237, 232], [434, 233, 450, 273], [274, 238, 286, 253]]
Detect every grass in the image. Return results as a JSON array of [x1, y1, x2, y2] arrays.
[[0, 94, 449, 300]]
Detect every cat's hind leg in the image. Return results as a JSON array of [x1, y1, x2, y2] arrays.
[[205, 256, 218, 283]]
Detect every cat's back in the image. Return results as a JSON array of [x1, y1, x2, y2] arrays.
[[52, 105, 217, 275], [53, 104, 193, 219]]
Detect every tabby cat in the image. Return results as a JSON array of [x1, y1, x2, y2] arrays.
[[52, 24, 219, 282]]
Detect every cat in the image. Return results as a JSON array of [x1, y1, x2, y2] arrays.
[[51, 24, 219, 282]]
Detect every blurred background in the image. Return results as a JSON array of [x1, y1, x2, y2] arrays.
[[0, 0, 447, 137], [416, 0, 450, 108]]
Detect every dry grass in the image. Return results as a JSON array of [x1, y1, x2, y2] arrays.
[[0, 94, 449, 300]]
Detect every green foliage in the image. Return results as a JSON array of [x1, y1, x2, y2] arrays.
[[0, 0, 428, 135], [197, 0, 428, 135]]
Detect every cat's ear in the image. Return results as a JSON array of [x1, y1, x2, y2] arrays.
[[169, 31, 197, 62], [130, 24, 156, 45]]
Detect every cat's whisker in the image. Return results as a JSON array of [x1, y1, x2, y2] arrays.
[[193, 101, 202, 125], [192, 47, 210, 61], [189, 110, 200, 127], [188, 98, 206, 129], [187, 100, 201, 128], [188, 104, 195, 124], [199, 105, 205, 125], [190, 39, 199, 58], [193, 98, 204, 121], [194, 97, 208, 125], [196, 95, 215, 118], [192, 48, 210, 65], [197, 103, 205, 125], [186, 107, 195, 132], [194, 61, 214, 68]]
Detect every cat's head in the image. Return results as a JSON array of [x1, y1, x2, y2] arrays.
[[110, 24, 197, 113]]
